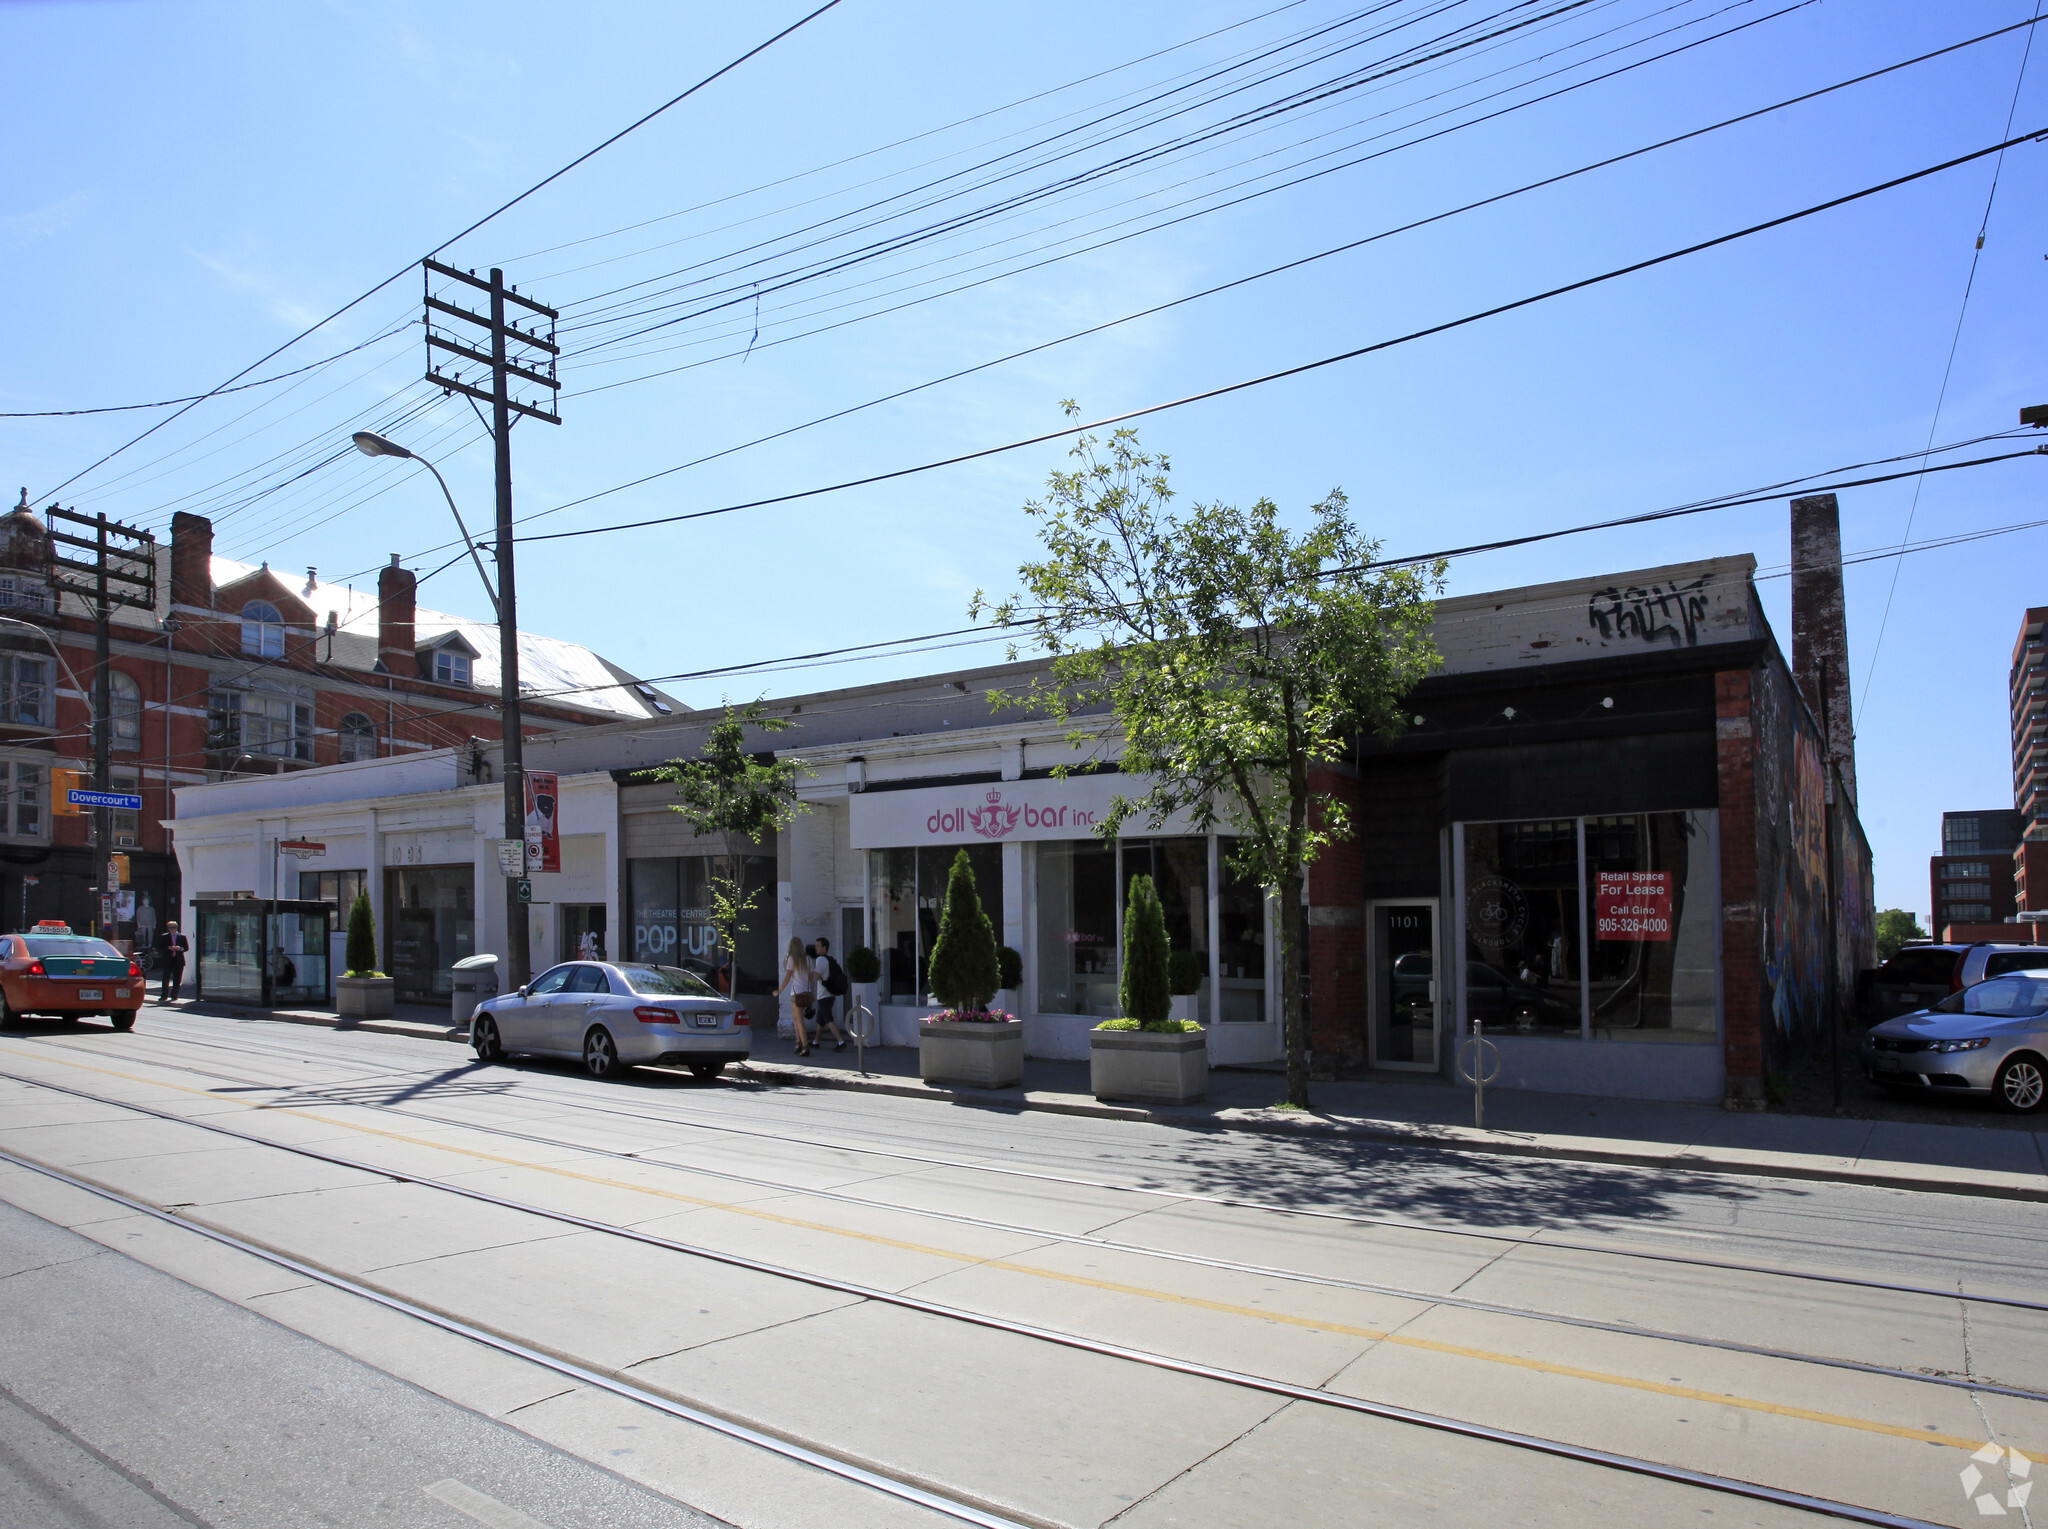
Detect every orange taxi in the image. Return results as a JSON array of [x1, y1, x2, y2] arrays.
[[0, 921, 144, 1030]]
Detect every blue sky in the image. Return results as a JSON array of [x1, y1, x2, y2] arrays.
[[5, 0, 2045, 921]]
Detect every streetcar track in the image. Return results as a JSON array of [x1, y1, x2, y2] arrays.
[[6, 1051, 2034, 1407], [17, 1027, 2048, 1308], [0, 1123, 1961, 1529]]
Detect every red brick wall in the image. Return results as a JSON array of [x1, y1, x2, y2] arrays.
[[1715, 669, 1763, 1105], [1307, 766, 1366, 1067]]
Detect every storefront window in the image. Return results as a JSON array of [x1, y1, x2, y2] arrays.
[[1036, 839, 1118, 1016], [1216, 840, 1267, 1024], [629, 854, 773, 995], [1462, 819, 1582, 1038], [868, 844, 1003, 1005], [1584, 811, 1716, 1043], [1122, 838, 1210, 1023], [384, 866, 474, 1001]]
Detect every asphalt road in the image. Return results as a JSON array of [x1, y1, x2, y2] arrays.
[[0, 1002, 2044, 1528], [0, 1197, 722, 1529]]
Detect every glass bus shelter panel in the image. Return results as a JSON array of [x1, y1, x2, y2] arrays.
[[267, 907, 332, 1005], [197, 903, 264, 1003]]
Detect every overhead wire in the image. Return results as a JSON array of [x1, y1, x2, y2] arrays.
[[32, 0, 851, 504], [471, 128, 2048, 552]]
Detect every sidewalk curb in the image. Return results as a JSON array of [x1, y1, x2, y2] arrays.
[[152, 1006, 2045, 1204], [170, 1003, 466, 1047], [738, 1060, 2048, 1203]]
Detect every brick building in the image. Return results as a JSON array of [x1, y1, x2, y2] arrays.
[[0, 497, 672, 944], [1928, 808, 2022, 935]]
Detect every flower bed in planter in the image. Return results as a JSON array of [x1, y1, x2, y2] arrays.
[[1090, 1024, 1207, 1104], [919, 1009, 1022, 1088]]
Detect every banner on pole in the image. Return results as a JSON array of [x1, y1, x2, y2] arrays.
[[523, 771, 559, 873]]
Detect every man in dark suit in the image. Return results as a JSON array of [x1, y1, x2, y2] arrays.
[[155, 921, 189, 1003]]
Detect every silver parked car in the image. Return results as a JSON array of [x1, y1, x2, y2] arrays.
[[1859, 973, 2048, 1113], [470, 960, 750, 1081]]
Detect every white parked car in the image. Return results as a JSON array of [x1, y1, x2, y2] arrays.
[[470, 960, 750, 1081]]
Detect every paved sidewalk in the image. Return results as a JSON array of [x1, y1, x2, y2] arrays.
[[138, 1001, 2048, 1200], [737, 1038, 2048, 1201]]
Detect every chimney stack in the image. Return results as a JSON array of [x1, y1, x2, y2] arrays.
[[169, 512, 213, 611], [377, 555, 417, 675], [1790, 492, 1857, 804]]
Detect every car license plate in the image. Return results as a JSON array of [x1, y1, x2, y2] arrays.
[[1876, 1055, 1901, 1073], [77, 989, 101, 1001], [694, 1013, 720, 1028], [115, 989, 128, 999]]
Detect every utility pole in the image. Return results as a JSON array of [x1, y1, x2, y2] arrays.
[[44, 507, 155, 941], [422, 260, 559, 986]]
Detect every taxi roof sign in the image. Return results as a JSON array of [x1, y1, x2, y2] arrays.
[[32, 920, 71, 932]]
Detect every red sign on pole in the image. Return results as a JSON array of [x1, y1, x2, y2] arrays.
[[523, 770, 560, 873], [1596, 870, 1672, 940]]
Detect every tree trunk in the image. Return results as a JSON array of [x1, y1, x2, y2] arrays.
[[1279, 869, 1309, 1109]]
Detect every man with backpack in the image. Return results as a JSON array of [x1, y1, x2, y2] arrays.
[[809, 937, 849, 1052]]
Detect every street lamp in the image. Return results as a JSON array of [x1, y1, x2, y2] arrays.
[[350, 433, 499, 616], [350, 428, 531, 987]]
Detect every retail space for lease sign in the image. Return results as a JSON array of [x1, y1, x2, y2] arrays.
[[848, 772, 1200, 849]]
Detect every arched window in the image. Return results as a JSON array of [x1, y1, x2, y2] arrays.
[[109, 672, 142, 750], [337, 711, 377, 763], [240, 601, 285, 659]]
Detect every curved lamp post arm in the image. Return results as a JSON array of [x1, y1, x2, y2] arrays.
[[350, 432, 499, 617]]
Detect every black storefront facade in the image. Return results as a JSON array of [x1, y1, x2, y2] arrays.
[[1307, 554, 1873, 1106]]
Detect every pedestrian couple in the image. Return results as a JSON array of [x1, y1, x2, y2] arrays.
[[776, 935, 848, 1056]]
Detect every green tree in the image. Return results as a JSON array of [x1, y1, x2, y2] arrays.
[[976, 410, 1441, 1106], [344, 890, 377, 976], [1119, 874, 1171, 1027], [927, 849, 1001, 1012], [652, 703, 807, 988], [1875, 908, 1928, 963]]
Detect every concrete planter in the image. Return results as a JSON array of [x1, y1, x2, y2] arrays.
[[335, 975, 395, 1020], [919, 1018, 1023, 1088], [1090, 1027, 1208, 1104]]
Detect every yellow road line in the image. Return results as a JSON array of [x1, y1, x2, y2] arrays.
[[0, 1045, 2022, 1457]]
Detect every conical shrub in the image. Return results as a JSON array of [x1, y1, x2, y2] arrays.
[[345, 890, 377, 976], [927, 849, 1001, 1012], [1119, 874, 1171, 1026]]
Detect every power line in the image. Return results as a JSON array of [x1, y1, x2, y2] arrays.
[[443, 13, 2019, 561], [504, 128, 2048, 549], [1861, 0, 2042, 707], [0, 326, 415, 419], [32, 0, 849, 504]]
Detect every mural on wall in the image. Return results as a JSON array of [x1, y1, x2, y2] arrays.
[[1751, 661, 1831, 1064]]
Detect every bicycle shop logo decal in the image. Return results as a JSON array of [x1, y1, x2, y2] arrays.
[[1959, 1442, 2032, 1516], [1465, 876, 1528, 954]]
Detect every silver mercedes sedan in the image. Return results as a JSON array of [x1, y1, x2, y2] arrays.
[[1859, 973, 2048, 1113], [470, 960, 751, 1081]]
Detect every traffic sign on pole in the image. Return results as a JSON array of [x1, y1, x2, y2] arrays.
[[68, 789, 142, 811]]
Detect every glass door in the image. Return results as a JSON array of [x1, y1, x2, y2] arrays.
[[1370, 901, 1438, 1070]]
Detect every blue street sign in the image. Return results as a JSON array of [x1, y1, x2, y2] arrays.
[[68, 789, 143, 810]]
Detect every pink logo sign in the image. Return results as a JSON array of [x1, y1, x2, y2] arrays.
[[968, 789, 1020, 840]]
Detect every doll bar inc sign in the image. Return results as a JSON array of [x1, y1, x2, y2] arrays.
[[1595, 870, 1672, 940]]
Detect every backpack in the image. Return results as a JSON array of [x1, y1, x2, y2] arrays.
[[823, 955, 848, 996]]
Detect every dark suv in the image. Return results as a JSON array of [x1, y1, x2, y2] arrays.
[[1862, 943, 2048, 1023]]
